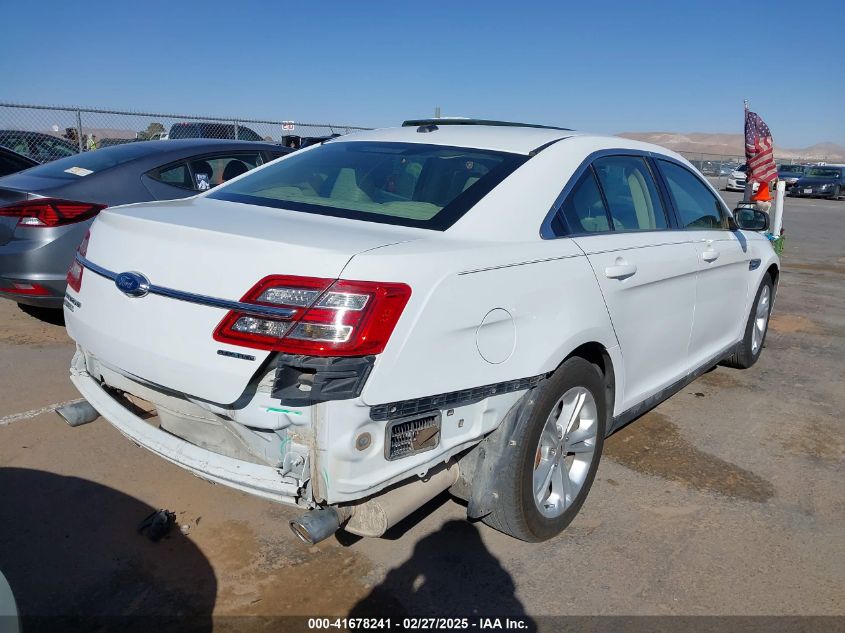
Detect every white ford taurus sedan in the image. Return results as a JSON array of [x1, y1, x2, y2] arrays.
[[61, 119, 778, 543]]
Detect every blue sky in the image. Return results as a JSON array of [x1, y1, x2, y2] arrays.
[[1, 0, 842, 147]]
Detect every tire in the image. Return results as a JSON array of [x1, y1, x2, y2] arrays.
[[722, 274, 774, 369], [482, 357, 607, 542]]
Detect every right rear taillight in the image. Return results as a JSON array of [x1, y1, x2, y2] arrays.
[[66, 230, 90, 293], [214, 275, 411, 357], [0, 198, 106, 228]]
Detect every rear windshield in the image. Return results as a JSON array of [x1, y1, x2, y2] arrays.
[[209, 141, 527, 230], [806, 167, 841, 178], [21, 143, 159, 179]]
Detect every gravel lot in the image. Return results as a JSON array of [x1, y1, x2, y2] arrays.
[[0, 190, 842, 629]]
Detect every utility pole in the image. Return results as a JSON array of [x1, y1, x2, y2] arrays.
[[434, 106, 441, 119]]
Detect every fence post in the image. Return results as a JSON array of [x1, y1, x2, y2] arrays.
[[75, 108, 84, 152], [234, 120, 239, 140]]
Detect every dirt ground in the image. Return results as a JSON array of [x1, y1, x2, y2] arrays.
[[0, 191, 843, 630]]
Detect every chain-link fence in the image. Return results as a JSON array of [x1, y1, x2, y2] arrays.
[[0, 102, 371, 163]]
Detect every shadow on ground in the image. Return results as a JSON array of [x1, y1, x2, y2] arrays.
[[350, 520, 535, 630], [0, 468, 216, 632], [16, 304, 64, 326]]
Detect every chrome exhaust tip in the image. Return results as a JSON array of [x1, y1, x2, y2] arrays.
[[56, 400, 100, 427], [289, 507, 348, 545]]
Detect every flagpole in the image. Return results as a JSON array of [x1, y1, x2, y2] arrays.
[[743, 100, 753, 202]]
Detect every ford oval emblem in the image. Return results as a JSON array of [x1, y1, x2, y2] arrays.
[[115, 271, 150, 298]]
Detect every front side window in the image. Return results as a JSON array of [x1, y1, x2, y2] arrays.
[[209, 141, 527, 230], [592, 156, 668, 231], [658, 160, 729, 230]]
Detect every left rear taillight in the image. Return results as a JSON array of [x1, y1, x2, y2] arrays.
[[0, 198, 106, 228], [214, 275, 412, 357], [66, 230, 90, 293]]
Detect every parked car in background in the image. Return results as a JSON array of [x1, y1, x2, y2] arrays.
[[60, 121, 778, 544], [0, 130, 78, 163], [0, 146, 38, 177], [169, 122, 263, 141], [726, 163, 759, 193], [777, 164, 805, 190], [789, 165, 845, 199], [0, 139, 290, 308], [98, 138, 137, 149]]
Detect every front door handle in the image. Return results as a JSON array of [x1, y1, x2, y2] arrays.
[[702, 248, 720, 262], [605, 261, 637, 279]]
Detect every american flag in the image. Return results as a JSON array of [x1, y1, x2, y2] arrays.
[[744, 108, 777, 184]]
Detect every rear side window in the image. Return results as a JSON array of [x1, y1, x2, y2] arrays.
[[209, 141, 527, 230], [189, 152, 263, 189], [151, 152, 264, 191], [558, 169, 611, 233], [154, 162, 192, 188], [658, 160, 729, 229], [593, 156, 667, 231]]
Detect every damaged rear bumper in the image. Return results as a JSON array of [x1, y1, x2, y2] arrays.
[[69, 366, 303, 506]]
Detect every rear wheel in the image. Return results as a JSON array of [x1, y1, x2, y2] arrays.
[[722, 275, 773, 369], [482, 357, 606, 542]]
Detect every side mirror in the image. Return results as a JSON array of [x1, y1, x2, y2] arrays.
[[733, 205, 769, 231]]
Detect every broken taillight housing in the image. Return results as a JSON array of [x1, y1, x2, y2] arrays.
[[0, 198, 106, 228], [66, 230, 90, 293], [213, 275, 411, 356]]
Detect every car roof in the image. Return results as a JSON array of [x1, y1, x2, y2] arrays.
[[331, 124, 582, 155], [326, 124, 695, 161]]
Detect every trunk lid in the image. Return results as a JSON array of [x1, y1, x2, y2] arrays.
[[65, 196, 421, 403]]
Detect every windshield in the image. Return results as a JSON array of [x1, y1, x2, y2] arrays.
[[209, 141, 527, 230], [19, 142, 160, 179], [806, 167, 842, 178]]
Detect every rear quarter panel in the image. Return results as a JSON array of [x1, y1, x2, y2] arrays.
[[341, 238, 620, 406]]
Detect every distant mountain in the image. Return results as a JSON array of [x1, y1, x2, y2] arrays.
[[617, 132, 845, 162]]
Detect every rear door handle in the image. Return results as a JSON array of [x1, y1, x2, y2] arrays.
[[604, 262, 637, 279]]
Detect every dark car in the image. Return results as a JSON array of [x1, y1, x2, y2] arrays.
[[0, 146, 38, 177], [789, 165, 845, 199], [777, 164, 806, 190], [98, 137, 138, 148], [0, 130, 79, 163], [169, 122, 264, 141], [0, 139, 290, 308]]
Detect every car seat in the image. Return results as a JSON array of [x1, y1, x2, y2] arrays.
[[626, 169, 658, 229], [190, 160, 214, 189], [330, 168, 373, 203], [222, 159, 249, 181]]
